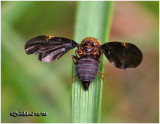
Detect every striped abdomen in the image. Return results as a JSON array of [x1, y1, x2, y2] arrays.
[[75, 55, 99, 90]]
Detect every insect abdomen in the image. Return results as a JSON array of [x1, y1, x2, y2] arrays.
[[75, 55, 99, 90]]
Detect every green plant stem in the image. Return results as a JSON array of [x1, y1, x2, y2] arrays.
[[71, 1, 113, 123]]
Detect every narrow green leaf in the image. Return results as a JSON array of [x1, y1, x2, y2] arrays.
[[72, 1, 113, 123]]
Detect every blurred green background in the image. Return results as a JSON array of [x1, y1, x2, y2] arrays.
[[1, 1, 159, 123]]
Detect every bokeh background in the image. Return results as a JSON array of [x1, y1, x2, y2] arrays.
[[1, 1, 159, 123]]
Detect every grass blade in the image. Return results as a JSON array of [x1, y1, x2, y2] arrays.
[[72, 1, 113, 123]]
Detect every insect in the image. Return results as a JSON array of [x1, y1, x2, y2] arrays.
[[25, 35, 143, 91]]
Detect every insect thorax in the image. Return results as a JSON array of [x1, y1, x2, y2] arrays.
[[77, 37, 102, 59]]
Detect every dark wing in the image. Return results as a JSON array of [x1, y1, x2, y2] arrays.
[[25, 35, 78, 62], [100, 41, 143, 69]]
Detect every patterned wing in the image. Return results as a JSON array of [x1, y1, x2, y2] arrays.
[[25, 35, 79, 62], [100, 41, 143, 69]]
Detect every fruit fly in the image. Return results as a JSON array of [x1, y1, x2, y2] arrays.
[[25, 35, 143, 91]]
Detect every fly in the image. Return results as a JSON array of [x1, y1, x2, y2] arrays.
[[25, 35, 143, 91]]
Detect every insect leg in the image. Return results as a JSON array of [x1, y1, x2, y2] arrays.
[[70, 76, 78, 84], [72, 55, 78, 64], [71, 74, 77, 79], [98, 70, 103, 74], [97, 72, 104, 82], [98, 54, 102, 63], [72, 49, 79, 64], [75, 49, 79, 57]]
